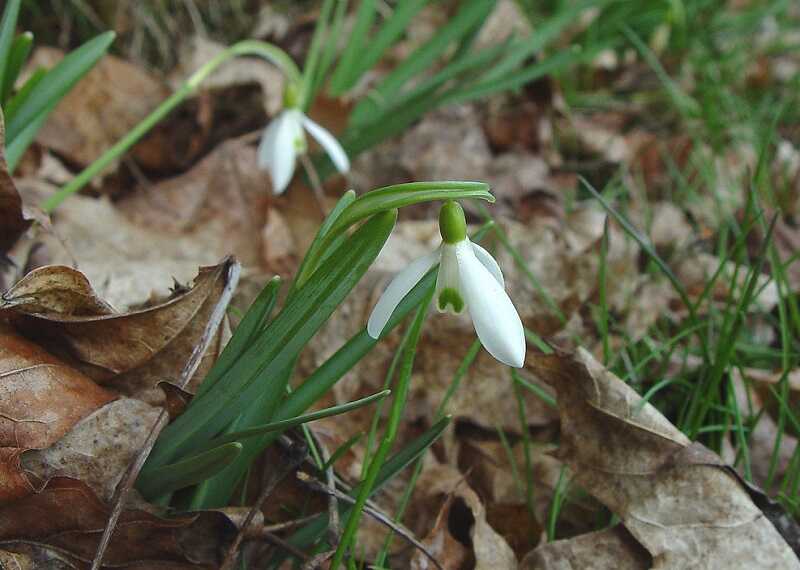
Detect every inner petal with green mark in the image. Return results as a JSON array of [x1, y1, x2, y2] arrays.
[[437, 287, 465, 313]]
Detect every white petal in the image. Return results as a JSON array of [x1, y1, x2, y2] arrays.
[[367, 250, 440, 339], [258, 111, 302, 194], [470, 242, 504, 287], [301, 115, 350, 173], [456, 242, 525, 367]]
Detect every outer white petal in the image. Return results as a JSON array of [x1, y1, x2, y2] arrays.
[[301, 114, 350, 173], [258, 111, 302, 194], [367, 250, 440, 339], [470, 242, 504, 287], [456, 242, 525, 367]]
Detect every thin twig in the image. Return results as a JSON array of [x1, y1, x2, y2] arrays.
[[220, 439, 309, 570], [316, 437, 341, 545], [90, 259, 241, 570], [260, 514, 321, 533], [298, 474, 444, 570]]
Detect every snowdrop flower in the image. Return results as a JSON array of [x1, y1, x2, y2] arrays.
[[367, 201, 526, 368], [257, 85, 349, 194]]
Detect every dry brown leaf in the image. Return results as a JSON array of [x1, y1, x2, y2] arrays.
[[0, 322, 115, 502], [118, 137, 272, 270], [0, 323, 114, 451], [32, 193, 222, 309], [0, 112, 31, 255], [526, 348, 800, 569], [2, 265, 115, 316], [521, 526, 651, 570], [22, 398, 161, 503], [30, 47, 168, 169], [411, 464, 517, 570], [0, 477, 235, 568], [3, 260, 234, 399]]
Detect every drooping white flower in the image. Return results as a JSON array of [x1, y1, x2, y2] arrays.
[[257, 108, 350, 194], [367, 201, 526, 368]]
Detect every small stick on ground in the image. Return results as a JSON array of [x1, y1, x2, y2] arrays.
[[90, 259, 241, 570], [219, 439, 309, 570], [316, 437, 341, 545]]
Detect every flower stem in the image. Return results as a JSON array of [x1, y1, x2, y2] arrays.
[[42, 40, 302, 212], [330, 287, 433, 569]]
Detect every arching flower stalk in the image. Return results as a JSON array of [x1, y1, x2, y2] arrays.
[[367, 201, 526, 368]]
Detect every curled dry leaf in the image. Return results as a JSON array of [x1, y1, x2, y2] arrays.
[[3, 260, 235, 399], [526, 347, 800, 569]]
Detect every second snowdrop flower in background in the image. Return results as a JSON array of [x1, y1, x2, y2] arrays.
[[257, 84, 350, 194], [367, 200, 526, 368]]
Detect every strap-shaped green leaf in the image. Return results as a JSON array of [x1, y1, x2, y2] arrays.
[[5, 31, 115, 143], [193, 276, 282, 400], [197, 390, 390, 453], [0, 0, 21, 98], [141, 210, 398, 477], [137, 442, 242, 499], [1, 31, 32, 104]]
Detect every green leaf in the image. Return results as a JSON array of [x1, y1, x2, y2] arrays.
[[349, 38, 511, 128], [335, 181, 493, 231], [443, 47, 593, 106], [193, 276, 282, 400], [5, 98, 52, 172], [368, 0, 495, 101], [0, 0, 21, 99], [136, 442, 242, 499], [328, 0, 376, 94], [329, 0, 429, 95], [301, 0, 338, 107], [2, 31, 33, 104], [291, 190, 356, 295], [5, 31, 115, 144], [198, 390, 390, 451], [141, 210, 398, 481]]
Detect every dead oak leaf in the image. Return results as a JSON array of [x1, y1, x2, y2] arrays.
[[0, 477, 235, 568], [3, 260, 235, 399], [526, 348, 800, 569], [30, 47, 168, 170]]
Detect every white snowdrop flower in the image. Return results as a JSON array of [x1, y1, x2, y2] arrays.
[[257, 94, 349, 194], [367, 201, 526, 368]]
